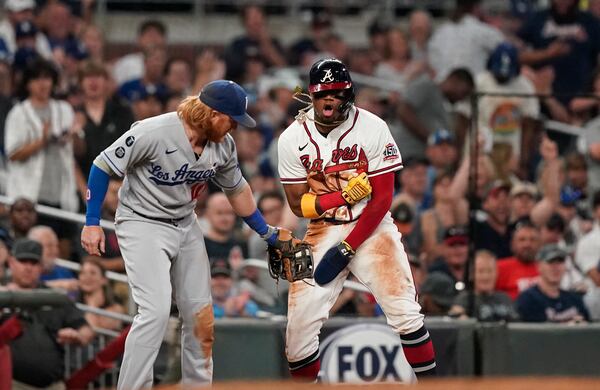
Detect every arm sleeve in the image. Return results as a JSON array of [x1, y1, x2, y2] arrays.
[[99, 121, 153, 177], [365, 119, 403, 177], [278, 132, 308, 184], [85, 163, 110, 226], [212, 136, 246, 193], [344, 172, 394, 250]]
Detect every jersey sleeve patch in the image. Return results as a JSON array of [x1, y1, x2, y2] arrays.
[[383, 143, 399, 161]]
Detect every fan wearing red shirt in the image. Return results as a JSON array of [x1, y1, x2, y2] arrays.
[[496, 220, 541, 300]]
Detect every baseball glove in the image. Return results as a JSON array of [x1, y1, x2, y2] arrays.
[[342, 172, 372, 205], [268, 228, 313, 283]]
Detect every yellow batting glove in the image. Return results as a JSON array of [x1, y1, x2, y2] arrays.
[[341, 172, 372, 205]]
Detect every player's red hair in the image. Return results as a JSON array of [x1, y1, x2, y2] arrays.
[[177, 96, 212, 131]]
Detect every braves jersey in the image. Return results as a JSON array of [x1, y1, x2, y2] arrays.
[[99, 112, 245, 219], [278, 106, 402, 222]]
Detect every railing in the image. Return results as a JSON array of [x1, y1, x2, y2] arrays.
[[0, 195, 115, 231]]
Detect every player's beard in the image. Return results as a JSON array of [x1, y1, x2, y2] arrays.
[[206, 125, 228, 143]]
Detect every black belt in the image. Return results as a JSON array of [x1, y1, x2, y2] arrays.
[[131, 209, 185, 226]]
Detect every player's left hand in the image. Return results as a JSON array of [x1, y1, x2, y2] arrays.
[[81, 225, 105, 256], [314, 241, 355, 286]]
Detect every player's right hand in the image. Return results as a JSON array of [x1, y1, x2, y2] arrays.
[[81, 225, 105, 256], [341, 172, 372, 205]]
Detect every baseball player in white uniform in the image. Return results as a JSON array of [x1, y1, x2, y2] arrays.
[[81, 80, 286, 389], [277, 59, 437, 381]]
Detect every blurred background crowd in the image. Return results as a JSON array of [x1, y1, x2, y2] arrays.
[[1, 0, 600, 335]]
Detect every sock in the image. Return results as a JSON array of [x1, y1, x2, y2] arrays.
[[289, 350, 320, 381], [400, 325, 437, 378]]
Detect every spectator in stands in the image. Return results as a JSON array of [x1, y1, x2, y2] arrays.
[[248, 191, 284, 260], [428, 225, 469, 283], [496, 220, 541, 300], [119, 45, 168, 105], [79, 24, 105, 64], [574, 190, 600, 321], [73, 60, 134, 179], [393, 157, 430, 214], [428, 0, 504, 81], [211, 259, 258, 319], [569, 68, 600, 125], [236, 260, 278, 312], [129, 84, 165, 120], [450, 250, 518, 321], [164, 57, 192, 98], [0, 228, 10, 284], [233, 126, 265, 186], [28, 225, 77, 291], [557, 184, 588, 246], [518, 0, 600, 105], [419, 272, 457, 316], [407, 9, 432, 62], [112, 19, 167, 86], [78, 258, 125, 330], [6, 238, 94, 389], [476, 42, 540, 180], [420, 173, 468, 263], [203, 192, 247, 265], [564, 153, 589, 204], [395, 68, 474, 160], [0, 0, 52, 58], [424, 129, 458, 193], [517, 243, 590, 323], [510, 181, 538, 223], [39, 1, 82, 66], [540, 213, 566, 245], [374, 26, 426, 91], [5, 59, 80, 257], [191, 48, 226, 94], [391, 201, 417, 254], [224, 4, 286, 82], [472, 180, 513, 258], [7, 197, 37, 239], [288, 10, 332, 66], [366, 19, 391, 65]]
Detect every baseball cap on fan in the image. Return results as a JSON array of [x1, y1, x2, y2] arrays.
[[5, 0, 36, 12], [199, 80, 256, 128]]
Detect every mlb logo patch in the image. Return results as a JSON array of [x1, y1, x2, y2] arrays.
[[383, 143, 399, 161]]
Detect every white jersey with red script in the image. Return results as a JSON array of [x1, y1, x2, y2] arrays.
[[277, 106, 425, 366], [278, 106, 402, 222]]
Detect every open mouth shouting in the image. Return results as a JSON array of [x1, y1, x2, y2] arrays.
[[322, 103, 335, 118]]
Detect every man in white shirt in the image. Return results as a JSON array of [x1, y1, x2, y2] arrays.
[[428, 0, 504, 81]]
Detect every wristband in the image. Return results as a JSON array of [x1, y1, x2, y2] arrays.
[[300, 193, 320, 219], [242, 209, 269, 236]]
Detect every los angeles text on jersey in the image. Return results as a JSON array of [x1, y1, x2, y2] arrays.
[[147, 162, 216, 185]]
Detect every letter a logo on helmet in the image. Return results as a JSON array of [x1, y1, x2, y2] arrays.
[[320, 69, 334, 83]]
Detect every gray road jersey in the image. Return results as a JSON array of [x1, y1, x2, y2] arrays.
[[99, 112, 245, 219]]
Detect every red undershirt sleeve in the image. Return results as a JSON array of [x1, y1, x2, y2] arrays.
[[344, 172, 394, 250]]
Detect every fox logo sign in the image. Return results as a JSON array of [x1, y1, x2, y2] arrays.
[[319, 323, 416, 384]]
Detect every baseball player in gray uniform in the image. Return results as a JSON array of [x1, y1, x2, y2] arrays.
[[81, 80, 285, 389]]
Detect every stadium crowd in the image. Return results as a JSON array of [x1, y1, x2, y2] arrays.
[[0, 0, 599, 344]]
